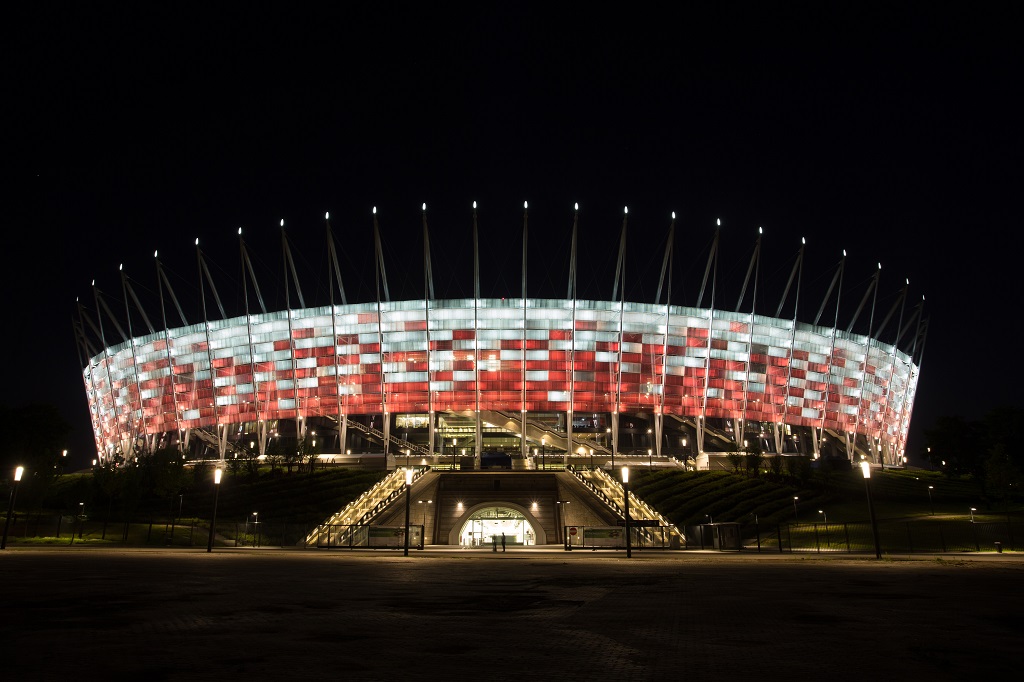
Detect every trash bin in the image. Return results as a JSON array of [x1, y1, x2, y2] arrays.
[[995, 542, 1002, 553]]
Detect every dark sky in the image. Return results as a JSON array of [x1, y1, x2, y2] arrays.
[[7, 4, 1023, 468]]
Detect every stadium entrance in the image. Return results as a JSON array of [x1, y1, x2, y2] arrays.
[[459, 506, 536, 548]]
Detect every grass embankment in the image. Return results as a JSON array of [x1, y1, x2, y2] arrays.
[[8, 467, 390, 547], [628, 467, 1018, 527]]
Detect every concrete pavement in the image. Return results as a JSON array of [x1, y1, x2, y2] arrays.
[[1, 546, 1020, 680]]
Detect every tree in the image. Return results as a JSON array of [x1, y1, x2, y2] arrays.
[[0, 403, 72, 505], [726, 452, 743, 474], [984, 443, 1023, 507], [925, 406, 1024, 501], [742, 440, 764, 478]]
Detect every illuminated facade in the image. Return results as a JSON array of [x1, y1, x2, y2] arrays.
[[78, 208, 923, 467]]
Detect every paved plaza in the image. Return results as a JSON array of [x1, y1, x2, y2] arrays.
[[1, 547, 1020, 680]]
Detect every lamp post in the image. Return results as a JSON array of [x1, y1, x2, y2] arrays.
[[927, 485, 934, 515], [622, 466, 631, 558], [403, 468, 413, 556], [818, 509, 827, 525], [556, 500, 572, 550], [251, 512, 259, 547], [541, 437, 546, 471], [206, 468, 222, 553], [792, 496, 799, 522], [648, 448, 652, 468], [452, 438, 457, 471], [589, 448, 594, 470], [2, 466, 24, 550], [417, 499, 433, 526], [970, 507, 976, 523], [607, 427, 613, 469], [861, 461, 881, 559]]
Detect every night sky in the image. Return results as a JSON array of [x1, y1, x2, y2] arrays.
[[8, 4, 1022, 468]]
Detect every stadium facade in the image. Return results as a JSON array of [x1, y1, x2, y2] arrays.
[[75, 206, 925, 469]]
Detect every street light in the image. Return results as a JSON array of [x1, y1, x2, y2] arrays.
[[590, 448, 594, 469], [861, 461, 881, 559], [452, 438, 457, 470], [404, 468, 413, 556], [970, 507, 976, 523], [927, 485, 934, 515], [1, 466, 24, 550], [417, 499, 433, 526], [541, 437, 546, 471], [648, 448, 652, 468], [556, 500, 572, 550], [818, 509, 827, 525], [792, 496, 799, 522], [207, 468, 222, 553], [251, 512, 259, 547], [607, 427, 613, 469], [622, 466, 631, 558]]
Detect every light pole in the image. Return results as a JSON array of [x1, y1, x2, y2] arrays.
[[251, 512, 259, 547], [607, 427, 613, 469], [792, 496, 799, 522], [622, 466, 631, 558], [861, 461, 881, 559], [2, 466, 24, 550], [403, 468, 413, 556], [589, 448, 594, 470], [970, 507, 976, 523], [541, 437, 546, 471], [452, 438, 457, 471], [556, 500, 572, 550], [927, 485, 934, 515], [206, 467, 222, 553], [417, 499, 433, 526], [648, 448, 652, 468], [818, 509, 827, 526]]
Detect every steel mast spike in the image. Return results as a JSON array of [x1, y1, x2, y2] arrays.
[[196, 239, 224, 460], [324, 213, 348, 306], [372, 208, 389, 459], [423, 203, 436, 461], [325, 212, 348, 457], [655, 214, 676, 460], [238, 228, 265, 457], [521, 200, 529, 462], [566, 203, 580, 466], [155, 253, 185, 449], [119, 267, 151, 452], [612, 207, 629, 467], [472, 201, 482, 468]]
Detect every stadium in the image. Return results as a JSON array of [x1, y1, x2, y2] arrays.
[[75, 205, 925, 475]]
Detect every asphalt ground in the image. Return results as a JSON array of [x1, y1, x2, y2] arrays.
[[1, 547, 1020, 681]]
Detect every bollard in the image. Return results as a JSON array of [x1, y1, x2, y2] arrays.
[[995, 542, 1002, 553]]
